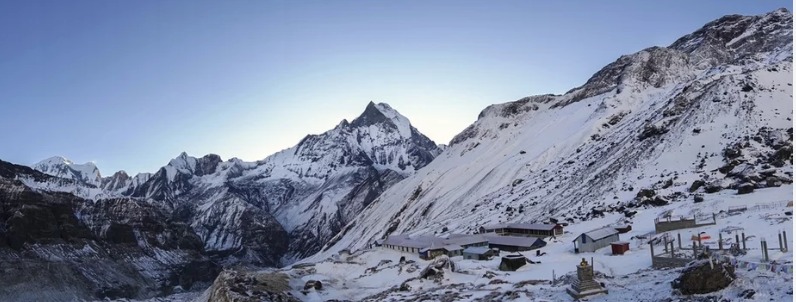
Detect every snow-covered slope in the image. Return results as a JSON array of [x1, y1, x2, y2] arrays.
[[316, 8, 793, 259], [245, 184, 792, 302]]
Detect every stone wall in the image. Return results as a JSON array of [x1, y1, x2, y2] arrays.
[[652, 256, 693, 269], [655, 219, 697, 233], [654, 217, 716, 233]]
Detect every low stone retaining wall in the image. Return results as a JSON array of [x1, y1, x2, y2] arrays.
[[652, 255, 693, 269]]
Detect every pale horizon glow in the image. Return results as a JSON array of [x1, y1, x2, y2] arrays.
[[0, 1, 790, 175]]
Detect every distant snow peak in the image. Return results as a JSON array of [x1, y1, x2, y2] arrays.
[[164, 152, 223, 180], [33, 155, 102, 187]]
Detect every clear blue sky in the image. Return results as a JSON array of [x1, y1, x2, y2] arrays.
[[0, 1, 790, 175]]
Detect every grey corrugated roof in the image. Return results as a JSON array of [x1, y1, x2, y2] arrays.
[[463, 247, 491, 255], [442, 245, 463, 251], [506, 223, 559, 231], [484, 235, 544, 247], [445, 235, 488, 246], [385, 234, 492, 251], [572, 227, 619, 242], [481, 223, 509, 230], [384, 234, 442, 249]]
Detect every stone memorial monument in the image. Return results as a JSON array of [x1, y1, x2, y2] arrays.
[[566, 258, 608, 299]]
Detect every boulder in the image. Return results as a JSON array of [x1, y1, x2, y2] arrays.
[[739, 289, 755, 299], [638, 125, 668, 140], [737, 183, 755, 194], [420, 267, 439, 279], [703, 183, 723, 193], [650, 196, 669, 206], [770, 145, 793, 163], [303, 280, 322, 291], [636, 189, 656, 199], [765, 176, 783, 187], [723, 146, 742, 159], [204, 270, 298, 302], [688, 180, 705, 192], [671, 260, 735, 295]]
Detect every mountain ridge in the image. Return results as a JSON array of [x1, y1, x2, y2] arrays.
[[27, 101, 443, 264], [312, 8, 793, 260]]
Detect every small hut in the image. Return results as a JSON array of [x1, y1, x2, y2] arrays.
[[610, 242, 630, 255], [463, 247, 493, 260], [498, 255, 527, 271]]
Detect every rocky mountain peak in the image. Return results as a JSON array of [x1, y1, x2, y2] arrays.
[[348, 102, 414, 138], [669, 8, 792, 64], [349, 101, 391, 128], [196, 154, 223, 176], [101, 170, 131, 192], [557, 8, 792, 108]]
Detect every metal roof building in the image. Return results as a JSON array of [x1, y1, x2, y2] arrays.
[[480, 222, 564, 238], [484, 234, 546, 252], [572, 227, 620, 253]]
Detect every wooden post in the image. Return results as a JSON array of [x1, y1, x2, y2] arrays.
[[779, 233, 784, 252], [719, 233, 723, 251], [678, 233, 682, 249], [649, 241, 655, 259], [664, 239, 669, 253], [764, 241, 769, 262], [742, 232, 746, 250], [697, 233, 702, 247], [670, 241, 675, 258], [692, 241, 697, 258], [761, 240, 768, 262], [783, 231, 789, 253], [735, 233, 740, 247]]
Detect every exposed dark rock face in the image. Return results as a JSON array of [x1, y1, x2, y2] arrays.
[[101, 171, 131, 191], [689, 180, 705, 192], [0, 160, 219, 301], [672, 260, 735, 295], [670, 8, 792, 66]]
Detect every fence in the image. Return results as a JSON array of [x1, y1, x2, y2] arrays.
[[654, 213, 716, 233], [729, 200, 791, 214], [714, 253, 793, 275], [649, 229, 792, 273]]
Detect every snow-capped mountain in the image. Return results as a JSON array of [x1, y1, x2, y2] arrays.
[[33, 156, 102, 187], [315, 8, 793, 257], [3, 8, 793, 302], [3, 101, 441, 300], [25, 101, 442, 265], [101, 170, 152, 193]]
